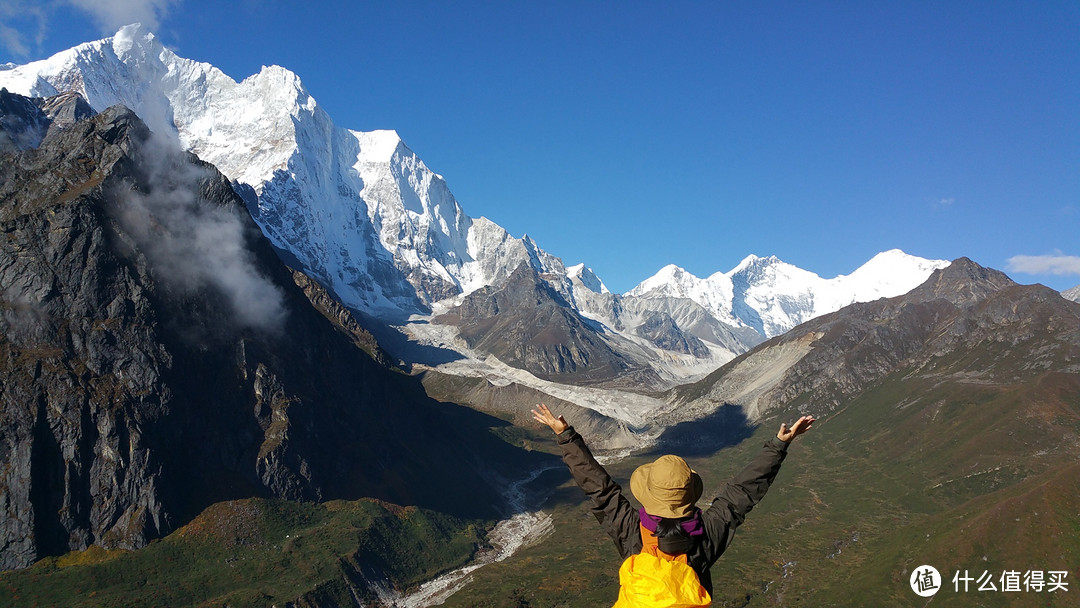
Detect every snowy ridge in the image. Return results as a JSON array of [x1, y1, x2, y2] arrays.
[[629, 249, 949, 339], [567, 264, 609, 295], [1063, 285, 1080, 304]]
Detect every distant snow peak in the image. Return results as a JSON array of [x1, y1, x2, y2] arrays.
[[1060, 285, 1080, 303], [631, 250, 948, 340], [731, 253, 778, 273], [627, 264, 699, 298], [567, 264, 608, 294]]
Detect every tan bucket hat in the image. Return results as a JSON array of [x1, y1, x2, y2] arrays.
[[629, 454, 703, 519]]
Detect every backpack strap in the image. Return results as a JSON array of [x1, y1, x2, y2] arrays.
[[638, 523, 688, 563]]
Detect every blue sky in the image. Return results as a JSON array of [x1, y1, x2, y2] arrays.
[[2, 1, 1078, 293]]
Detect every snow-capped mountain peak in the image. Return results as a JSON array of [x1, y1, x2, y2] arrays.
[[1063, 285, 1080, 303], [845, 248, 947, 287], [730, 253, 776, 273], [111, 23, 155, 59], [567, 264, 609, 294], [727, 254, 820, 290], [631, 250, 948, 339], [627, 264, 700, 298], [811, 249, 950, 314]]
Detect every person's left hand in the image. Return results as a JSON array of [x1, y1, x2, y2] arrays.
[[777, 415, 815, 442], [531, 403, 569, 435]]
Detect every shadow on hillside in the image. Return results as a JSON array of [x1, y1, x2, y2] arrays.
[[533, 405, 759, 512], [647, 404, 757, 458], [367, 318, 467, 369], [348, 379, 560, 521]]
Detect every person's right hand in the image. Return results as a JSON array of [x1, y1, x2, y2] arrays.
[[531, 403, 569, 435], [777, 415, 815, 442]]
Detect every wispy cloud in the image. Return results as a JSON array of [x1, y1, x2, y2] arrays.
[[66, 0, 181, 34], [0, 1, 47, 58], [114, 130, 287, 333], [0, 0, 179, 57], [1005, 253, 1080, 277]]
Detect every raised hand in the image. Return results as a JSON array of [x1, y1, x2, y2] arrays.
[[531, 403, 569, 435], [777, 415, 815, 443]]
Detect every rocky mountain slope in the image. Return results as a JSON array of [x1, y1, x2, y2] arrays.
[[0, 93, 540, 571], [656, 257, 1080, 606], [436, 263, 645, 384], [0, 88, 92, 152]]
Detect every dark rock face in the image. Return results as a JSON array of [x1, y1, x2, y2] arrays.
[[438, 263, 643, 383], [0, 89, 96, 153], [0, 88, 50, 152], [0, 95, 532, 570], [1, 105, 171, 568]]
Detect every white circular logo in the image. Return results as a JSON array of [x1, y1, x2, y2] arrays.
[[910, 565, 941, 597]]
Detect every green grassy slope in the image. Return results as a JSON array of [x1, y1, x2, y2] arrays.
[[0, 497, 491, 607]]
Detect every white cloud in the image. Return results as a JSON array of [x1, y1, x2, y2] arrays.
[[66, 0, 181, 34], [0, 1, 47, 57], [1005, 254, 1080, 277], [0, 0, 177, 57], [115, 131, 287, 333], [0, 22, 29, 57]]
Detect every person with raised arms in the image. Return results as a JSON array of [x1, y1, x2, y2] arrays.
[[531, 403, 814, 607]]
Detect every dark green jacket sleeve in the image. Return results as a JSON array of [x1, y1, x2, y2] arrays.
[[698, 436, 789, 566], [556, 426, 642, 559]]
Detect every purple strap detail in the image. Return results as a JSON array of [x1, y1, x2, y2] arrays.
[[639, 507, 704, 537]]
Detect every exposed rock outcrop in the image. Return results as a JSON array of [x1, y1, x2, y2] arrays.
[[635, 311, 710, 357], [437, 263, 657, 385]]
